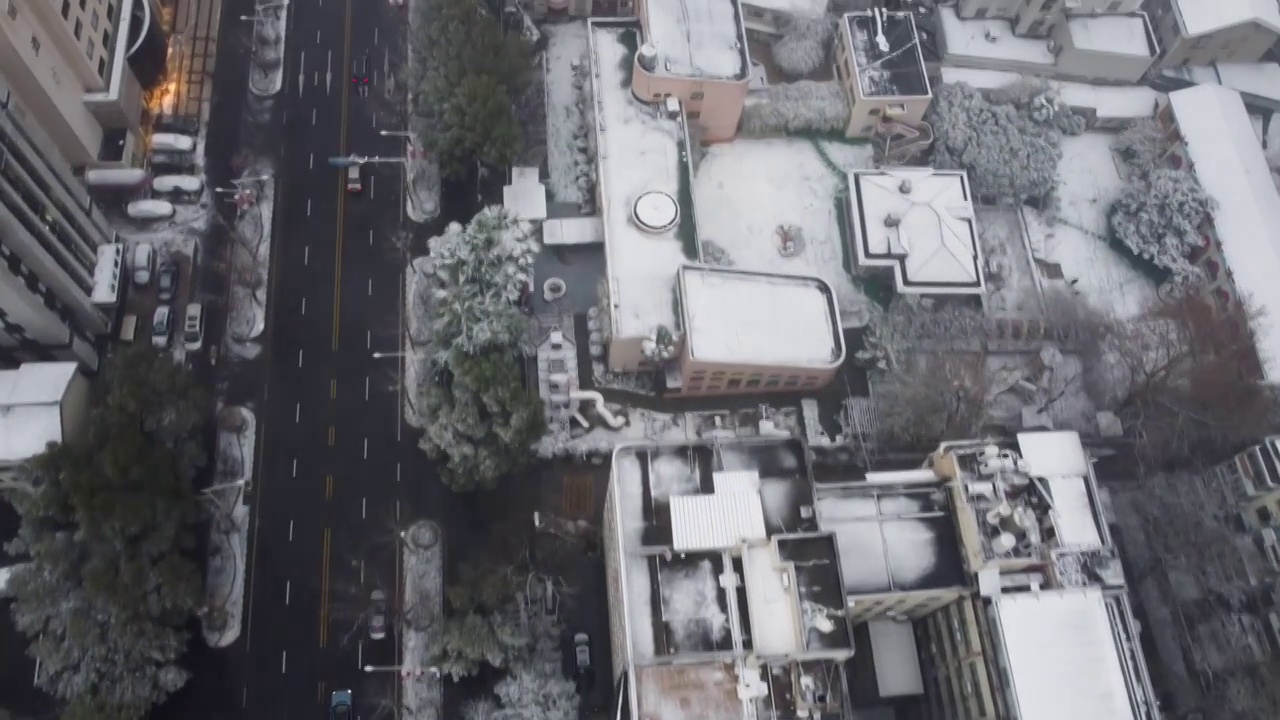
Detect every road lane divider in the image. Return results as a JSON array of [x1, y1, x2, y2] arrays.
[[331, 378, 337, 399], [331, 0, 354, 352], [320, 528, 331, 648], [328, 426, 335, 446], [326, 474, 333, 500]]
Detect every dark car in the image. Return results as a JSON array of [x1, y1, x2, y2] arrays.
[[156, 260, 178, 302], [329, 689, 352, 720], [156, 114, 200, 135], [369, 589, 387, 640], [352, 55, 369, 97], [572, 632, 593, 693]]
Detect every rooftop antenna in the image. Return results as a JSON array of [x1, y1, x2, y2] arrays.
[[874, 8, 890, 54]]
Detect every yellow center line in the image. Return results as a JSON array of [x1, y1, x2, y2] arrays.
[[330, 378, 337, 399], [325, 474, 333, 500], [331, 0, 354, 351], [328, 426, 335, 446], [319, 527, 331, 648]]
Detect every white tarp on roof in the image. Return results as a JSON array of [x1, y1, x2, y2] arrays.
[[670, 491, 767, 551], [1047, 475, 1104, 548], [1172, 0, 1280, 36], [1168, 85, 1280, 381], [1017, 431, 1091, 477], [742, 543, 802, 656], [995, 589, 1137, 720], [0, 362, 76, 464]]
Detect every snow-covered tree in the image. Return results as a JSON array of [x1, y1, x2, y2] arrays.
[[1113, 118, 1166, 172], [927, 82, 1068, 204], [739, 80, 848, 137], [1108, 167, 1212, 278], [871, 352, 988, 450], [492, 617, 579, 720], [4, 346, 207, 720], [423, 207, 540, 358], [772, 14, 835, 79]]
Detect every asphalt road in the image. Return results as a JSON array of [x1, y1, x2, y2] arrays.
[[235, 0, 464, 715]]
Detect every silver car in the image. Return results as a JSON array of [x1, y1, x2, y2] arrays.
[[369, 589, 387, 640]]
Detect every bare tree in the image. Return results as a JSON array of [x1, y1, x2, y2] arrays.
[[871, 351, 988, 448], [1085, 292, 1277, 466], [230, 245, 265, 300]]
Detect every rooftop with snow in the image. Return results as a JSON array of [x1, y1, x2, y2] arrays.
[[846, 168, 984, 295], [1064, 15, 1157, 59], [678, 266, 844, 369], [640, 0, 749, 80], [936, 5, 1056, 67], [1166, 84, 1280, 382], [0, 362, 79, 465], [939, 67, 1160, 124], [1170, 0, 1280, 37], [845, 10, 930, 98], [589, 20, 697, 340]]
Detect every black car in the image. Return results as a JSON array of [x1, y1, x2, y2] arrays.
[[352, 55, 369, 97], [156, 260, 178, 302], [156, 114, 200, 135]]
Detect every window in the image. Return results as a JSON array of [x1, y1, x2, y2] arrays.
[[79, 0, 86, 10], [689, 91, 704, 101], [686, 111, 700, 120], [1257, 504, 1275, 526], [74, 18, 82, 40], [5, 0, 15, 20], [861, 124, 874, 134], [102, 29, 110, 47], [745, 379, 760, 389], [61, 0, 71, 19], [106, 2, 115, 21], [90, 9, 98, 30], [30, 35, 39, 55], [97, 57, 106, 77], [869, 107, 881, 116], [887, 102, 907, 114], [726, 378, 741, 389], [86, 40, 94, 61]]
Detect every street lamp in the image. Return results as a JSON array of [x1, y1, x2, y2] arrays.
[[371, 350, 405, 359], [363, 664, 440, 677], [379, 130, 414, 139]]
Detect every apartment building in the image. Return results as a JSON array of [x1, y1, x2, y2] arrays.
[[0, 70, 117, 371], [958, 0, 1145, 37], [1150, 0, 1280, 67], [834, 10, 933, 139], [0, 0, 159, 168]]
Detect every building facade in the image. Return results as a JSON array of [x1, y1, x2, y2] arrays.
[[835, 10, 933, 140], [957, 0, 1145, 37], [0, 71, 116, 370], [0, 0, 157, 168], [1151, 0, 1280, 68]]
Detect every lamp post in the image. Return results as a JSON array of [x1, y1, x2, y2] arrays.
[[379, 130, 414, 139], [371, 350, 406, 359], [363, 664, 440, 677]]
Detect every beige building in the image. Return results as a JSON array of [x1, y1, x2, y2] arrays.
[[834, 10, 933, 140], [739, 0, 830, 35], [958, 0, 1144, 37], [1150, 0, 1280, 68], [0, 0, 153, 168]]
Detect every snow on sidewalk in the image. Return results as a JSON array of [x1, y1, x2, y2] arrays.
[[403, 257, 431, 428], [404, 0, 441, 222], [201, 406, 256, 649], [225, 165, 276, 360], [401, 521, 442, 720], [249, 2, 289, 97]]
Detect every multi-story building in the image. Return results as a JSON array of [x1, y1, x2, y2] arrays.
[[0, 70, 117, 370], [605, 432, 1161, 719], [958, 0, 1145, 38], [0, 361, 88, 469], [739, 0, 830, 36], [1150, 0, 1280, 68], [0, 0, 163, 168], [834, 10, 933, 140]]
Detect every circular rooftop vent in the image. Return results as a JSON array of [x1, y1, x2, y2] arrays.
[[632, 191, 679, 234]]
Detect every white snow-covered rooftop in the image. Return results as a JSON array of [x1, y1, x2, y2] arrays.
[[742, 543, 804, 656], [940, 68, 1160, 120], [937, 6, 1055, 67], [0, 362, 77, 464], [1171, 0, 1280, 37], [502, 167, 547, 221], [590, 22, 693, 340], [1205, 62, 1280, 103], [848, 168, 984, 294], [641, 0, 747, 80], [679, 266, 843, 367], [541, 216, 604, 246], [1168, 84, 1280, 381], [1065, 16, 1154, 58], [741, 0, 828, 16], [994, 589, 1139, 720]]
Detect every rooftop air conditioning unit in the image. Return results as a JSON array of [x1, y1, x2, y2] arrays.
[[985, 27, 1000, 42]]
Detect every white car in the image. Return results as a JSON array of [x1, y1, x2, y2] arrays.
[[132, 243, 155, 286], [152, 174, 204, 194], [151, 305, 173, 349], [151, 133, 196, 153], [126, 199, 175, 220], [182, 303, 204, 352]]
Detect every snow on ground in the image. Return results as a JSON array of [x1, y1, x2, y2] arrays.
[[404, 0, 441, 222], [977, 205, 1044, 318], [658, 559, 729, 651], [1022, 132, 1157, 319], [644, 0, 744, 79], [535, 407, 693, 459], [224, 165, 276, 360], [0, 563, 27, 597], [402, 521, 442, 720], [545, 22, 589, 204], [201, 406, 255, 648], [249, 4, 289, 97], [692, 138, 874, 327], [403, 257, 430, 428]]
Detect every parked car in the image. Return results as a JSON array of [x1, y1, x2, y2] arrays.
[[126, 199, 175, 221], [156, 260, 178, 302], [152, 174, 204, 195], [156, 114, 200, 135], [346, 164, 362, 194], [182, 303, 204, 352], [329, 690, 353, 720], [149, 151, 196, 173], [84, 167, 149, 190], [151, 133, 196, 153], [352, 55, 369, 97], [151, 305, 172, 349], [368, 589, 388, 640], [573, 632, 593, 693], [132, 243, 155, 286]]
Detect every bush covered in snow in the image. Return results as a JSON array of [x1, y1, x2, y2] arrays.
[[739, 81, 848, 137], [772, 14, 836, 79], [1108, 119, 1213, 279], [927, 82, 1084, 204]]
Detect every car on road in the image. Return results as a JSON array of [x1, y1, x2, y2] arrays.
[[132, 243, 155, 286], [352, 55, 369, 97], [151, 133, 196, 153], [126, 199, 175, 221], [573, 632, 593, 693], [157, 260, 178, 302], [182, 303, 204, 352], [369, 589, 388, 640], [346, 164, 362, 194], [330, 689, 353, 720], [151, 305, 172, 349]]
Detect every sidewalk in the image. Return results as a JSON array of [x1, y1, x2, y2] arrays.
[[167, 0, 225, 119], [401, 521, 443, 720], [404, 0, 441, 222]]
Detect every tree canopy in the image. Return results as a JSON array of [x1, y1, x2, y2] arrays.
[[409, 0, 531, 177], [4, 346, 209, 720]]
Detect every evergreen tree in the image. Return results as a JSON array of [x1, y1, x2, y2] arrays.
[[3, 346, 208, 720]]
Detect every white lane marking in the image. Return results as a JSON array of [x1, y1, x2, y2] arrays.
[[368, 277, 372, 296], [281, 651, 287, 674], [363, 438, 368, 459], [359, 559, 365, 584], [307, 198, 311, 216], [292, 458, 297, 477], [316, 29, 320, 44], [313, 71, 318, 87], [369, 228, 373, 246], [366, 330, 371, 349], [373, 70, 379, 87], [326, 50, 333, 97], [304, 246, 310, 265], [242, 687, 247, 708], [374, 28, 379, 46], [289, 520, 294, 541], [397, 463, 401, 482], [310, 152, 314, 169], [365, 376, 370, 400], [285, 580, 291, 605], [395, 500, 400, 522], [370, 175, 375, 198], [372, 113, 377, 129], [295, 403, 301, 423], [358, 641, 363, 669], [298, 349, 304, 367], [362, 497, 366, 519], [311, 108, 316, 126], [297, 51, 305, 99], [301, 297, 307, 315]]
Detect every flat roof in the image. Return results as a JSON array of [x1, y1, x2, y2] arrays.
[[1171, 0, 1280, 37], [642, 0, 748, 80], [848, 168, 984, 294], [589, 22, 694, 340], [635, 663, 742, 720], [1065, 16, 1154, 58], [1168, 85, 1280, 381], [845, 11, 930, 98], [939, 67, 1160, 119], [742, 0, 828, 15], [679, 266, 843, 367], [937, 6, 1055, 67], [0, 363, 76, 464], [995, 589, 1139, 720]]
